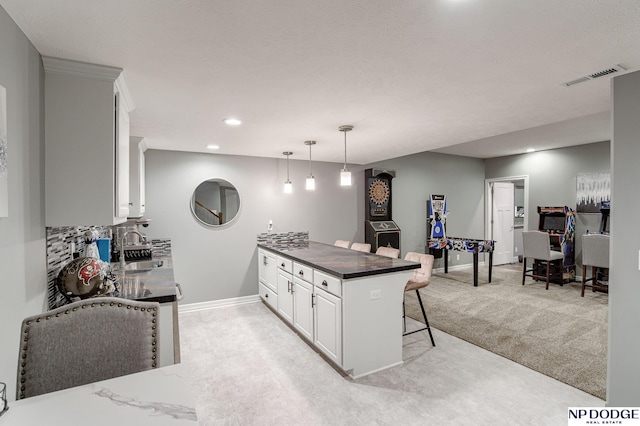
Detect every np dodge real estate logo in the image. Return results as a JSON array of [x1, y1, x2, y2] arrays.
[[568, 407, 640, 425]]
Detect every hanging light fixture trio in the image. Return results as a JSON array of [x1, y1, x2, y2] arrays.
[[339, 125, 353, 186], [283, 151, 293, 194], [304, 140, 316, 190]]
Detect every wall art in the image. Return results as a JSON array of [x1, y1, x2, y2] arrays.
[[576, 172, 610, 213]]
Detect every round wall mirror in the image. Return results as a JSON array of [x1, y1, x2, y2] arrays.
[[190, 178, 241, 227]]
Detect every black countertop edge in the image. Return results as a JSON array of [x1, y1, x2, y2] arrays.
[[258, 242, 419, 280]]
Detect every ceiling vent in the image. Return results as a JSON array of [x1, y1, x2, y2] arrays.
[[561, 64, 628, 87]]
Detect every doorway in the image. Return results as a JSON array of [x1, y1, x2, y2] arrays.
[[485, 176, 529, 266]]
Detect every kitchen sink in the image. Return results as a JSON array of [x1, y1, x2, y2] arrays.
[[121, 260, 165, 271]]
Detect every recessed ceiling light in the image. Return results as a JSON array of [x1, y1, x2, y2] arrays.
[[206, 144, 220, 150], [223, 118, 242, 126], [526, 148, 535, 153]]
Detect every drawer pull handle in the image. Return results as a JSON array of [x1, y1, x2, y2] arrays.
[[322, 280, 328, 286], [265, 293, 269, 298], [298, 270, 304, 276], [281, 262, 285, 267]]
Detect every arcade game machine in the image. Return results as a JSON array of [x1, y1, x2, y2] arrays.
[[426, 194, 447, 258], [535, 206, 576, 284], [364, 168, 400, 253]]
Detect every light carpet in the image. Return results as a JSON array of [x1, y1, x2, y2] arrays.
[[405, 264, 608, 400]]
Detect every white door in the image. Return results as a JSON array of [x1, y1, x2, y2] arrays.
[[492, 182, 515, 265]]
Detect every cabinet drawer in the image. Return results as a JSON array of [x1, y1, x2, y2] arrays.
[[293, 262, 314, 283], [259, 282, 277, 311], [278, 256, 293, 273], [314, 270, 342, 298]]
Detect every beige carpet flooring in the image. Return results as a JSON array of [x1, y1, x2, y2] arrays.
[[179, 302, 603, 425], [405, 263, 608, 400]]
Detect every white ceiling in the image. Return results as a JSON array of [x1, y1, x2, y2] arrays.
[[1, 0, 638, 163]]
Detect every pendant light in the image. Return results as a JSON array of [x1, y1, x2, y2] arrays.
[[283, 151, 293, 194], [339, 125, 353, 186], [304, 140, 316, 190]]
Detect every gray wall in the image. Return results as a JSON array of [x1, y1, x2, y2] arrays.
[[0, 6, 46, 401], [609, 70, 640, 405], [367, 152, 486, 268], [485, 141, 610, 269], [143, 149, 361, 304]]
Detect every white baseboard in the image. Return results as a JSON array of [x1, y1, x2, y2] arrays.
[[433, 261, 485, 274], [178, 294, 261, 313]]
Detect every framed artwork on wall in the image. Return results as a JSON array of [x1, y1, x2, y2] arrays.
[[576, 172, 610, 213], [0, 84, 7, 217]]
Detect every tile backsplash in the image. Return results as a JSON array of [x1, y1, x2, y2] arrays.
[[46, 224, 171, 309]]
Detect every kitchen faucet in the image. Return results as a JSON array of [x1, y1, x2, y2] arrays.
[[120, 230, 147, 267]]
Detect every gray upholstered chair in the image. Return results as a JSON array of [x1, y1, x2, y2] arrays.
[[334, 240, 351, 249], [375, 246, 400, 259], [403, 252, 436, 346], [16, 297, 159, 399], [350, 243, 371, 253], [581, 233, 610, 297], [522, 231, 564, 290]]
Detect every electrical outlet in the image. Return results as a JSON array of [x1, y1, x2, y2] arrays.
[[515, 246, 518, 252], [448, 255, 451, 261], [370, 290, 381, 300], [456, 254, 460, 260]]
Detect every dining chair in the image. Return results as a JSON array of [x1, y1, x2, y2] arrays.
[[375, 246, 400, 259], [581, 233, 610, 297], [403, 252, 436, 346], [334, 240, 351, 249], [522, 231, 564, 290], [16, 297, 160, 399], [350, 243, 372, 253]]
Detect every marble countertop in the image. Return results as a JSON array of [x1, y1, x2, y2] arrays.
[[258, 241, 420, 279], [111, 256, 177, 304], [2, 363, 197, 425]]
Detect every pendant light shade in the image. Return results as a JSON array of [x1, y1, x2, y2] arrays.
[[339, 125, 353, 186], [283, 151, 293, 194], [305, 140, 316, 191]]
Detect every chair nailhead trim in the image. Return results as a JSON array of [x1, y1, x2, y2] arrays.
[[19, 298, 160, 398]]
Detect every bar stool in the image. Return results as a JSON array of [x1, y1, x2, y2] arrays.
[[522, 231, 564, 290], [403, 252, 436, 346], [334, 240, 350, 248], [581, 233, 609, 297], [350, 243, 371, 253], [375, 246, 400, 259]]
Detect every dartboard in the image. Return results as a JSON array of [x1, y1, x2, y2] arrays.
[[369, 179, 390, 206]]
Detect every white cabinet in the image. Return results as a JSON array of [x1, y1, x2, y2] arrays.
[[293, 277, 314, 341], [276, 269, 294, 324], [128, 136, 147, 218], [258, 249, 278, 293], [314, 286, 342, 365], [258, 248, 278, 310], [43, 56, 134, 226]]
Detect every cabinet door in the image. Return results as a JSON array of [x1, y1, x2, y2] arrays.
[[128, 136, 146, 218], [276, 270, 293, 324], [114, 92, 130, 219], [314, 287, 342, 366], [258, 250, 278, 292], [293, 277, 313, 341]]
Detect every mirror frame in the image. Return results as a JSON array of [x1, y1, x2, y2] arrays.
[[190, 178, 241, 228]]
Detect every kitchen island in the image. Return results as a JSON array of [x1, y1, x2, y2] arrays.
[[258, 241, 420, 378]]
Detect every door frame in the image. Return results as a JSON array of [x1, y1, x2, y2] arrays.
[[485, 175, 530, 248]]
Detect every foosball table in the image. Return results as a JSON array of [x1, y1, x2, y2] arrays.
[[427, 237, 495, 287]]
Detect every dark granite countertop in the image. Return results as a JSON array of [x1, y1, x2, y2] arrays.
[[111, 255, 177, 304], [258, 241, 420, 279]]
